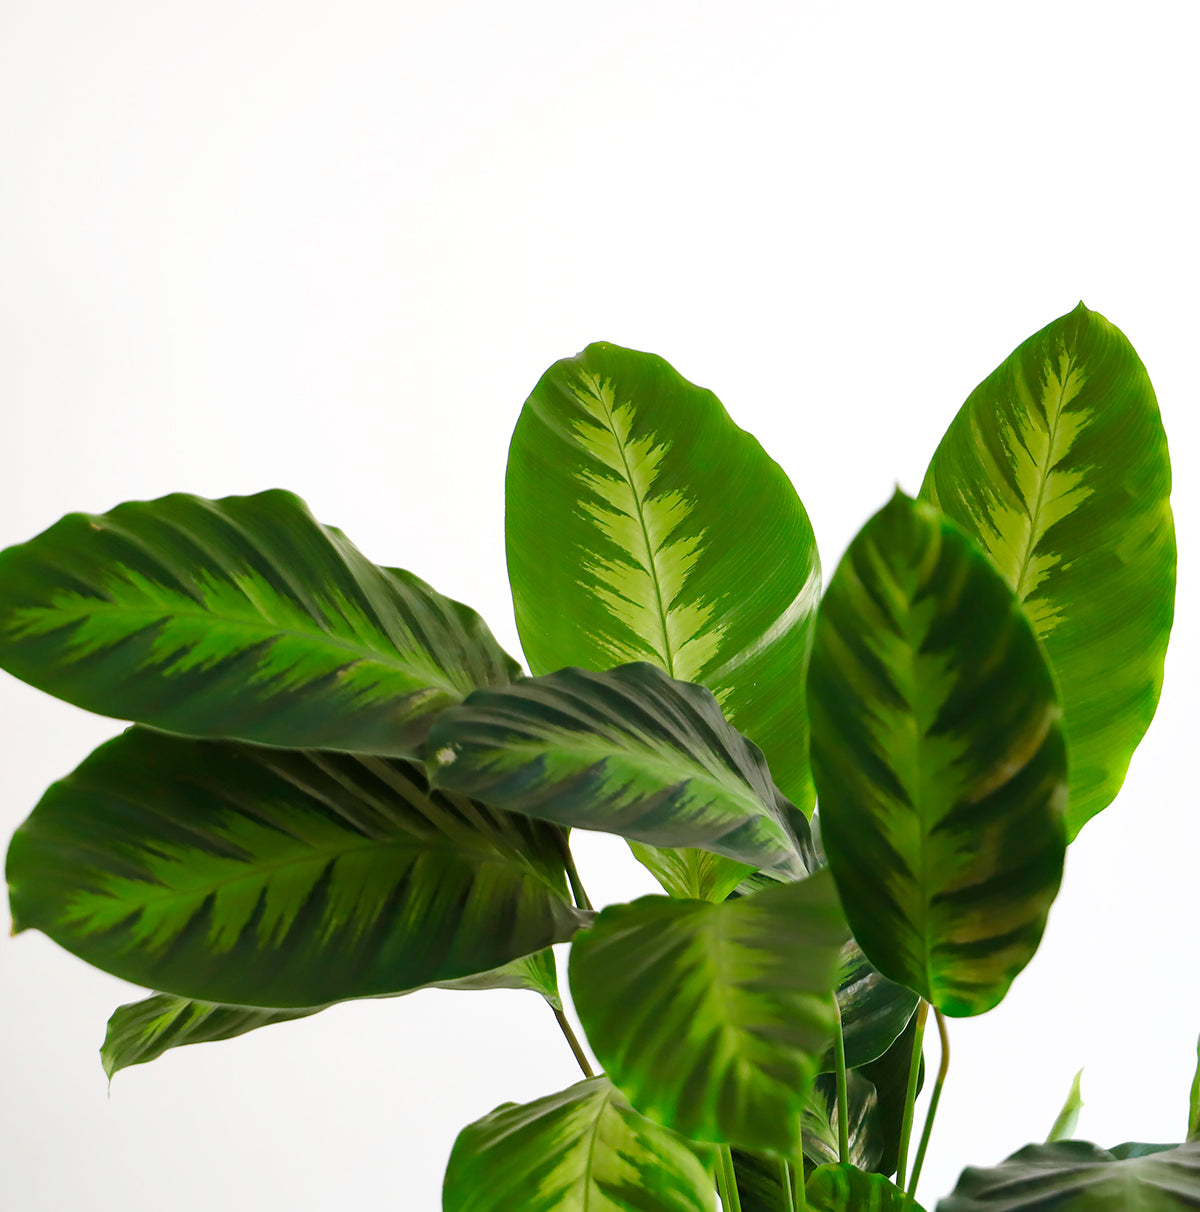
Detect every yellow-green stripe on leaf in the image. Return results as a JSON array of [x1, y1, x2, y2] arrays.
[[921, 304, 1175, 838]]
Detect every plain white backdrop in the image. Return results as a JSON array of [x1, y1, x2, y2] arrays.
[[2, 2, 1198, 1208]]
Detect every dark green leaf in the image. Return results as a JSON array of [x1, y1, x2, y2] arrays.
[[803, 1072, 882, 1173], [920, 304, 1175, 837], [569, 869, 847, 1154], [7, 730, 586, 1007], [428, 663, 813, 880], [808, 491, 1068, 1017], [1047, 1070, 1084, 1143], [939, 1140, 1200, 1210], [806, 1164, 924, 1211], [858, 1012, 924, 1179], [506, 342, 821, 819], [442, 1076, 716, 1212], [731, 1150, 794, 1212], [0, 490, 519, 755], [821, 941, 920, 1072]]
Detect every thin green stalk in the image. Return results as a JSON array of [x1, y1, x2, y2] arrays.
[[556, 830, 593, 911], [779, 1159, 798, 1212], [895, 1000, 929, 1193], [832, 996, 849, 1164], [717, 1145, 743, 1212], [551, 1005, 594, 1078], [907, 1008, 950, 1202]]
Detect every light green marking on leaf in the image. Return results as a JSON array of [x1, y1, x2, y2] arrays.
[[568, 369, 724, 682]]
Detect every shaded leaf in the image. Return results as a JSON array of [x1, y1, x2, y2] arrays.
[[0, 489, 519, 755], [731, 1150, 794, 1212], [506, 342, 821, 817], [803, 1071, 883, 1173], [921, 304, 1175, 837], [808, 491, 1067, 1016], [859, 1012, 925, 1179], [569, 869, 847, 1154], [806, 1164, 924, 1211], [7, 729, 585, 1007], [442, 1076, 716, 1212], [1047, 1070, 1084, 1143], [821, 941, 920, 1072]]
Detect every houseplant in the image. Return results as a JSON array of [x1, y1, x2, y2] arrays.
[[1, 302, 1186, 1209]]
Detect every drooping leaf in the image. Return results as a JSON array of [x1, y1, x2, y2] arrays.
[[920, 304, 1175, 837], [938, 1139, 1200, 1210], [442, 1076, 716, 1212], [858, 1012, 925, 1179], [7, 729, 586, 1008], [803, 1071, 883, 1173], [1047, 1070, 1085, 1143], [428, 663, 813, 880], [506, 343, 821, 821], [0, 489, 520, 755], [569, 868, 847, 1154], [807, 491, 1068, 1017], [806, 1164, 925, 1211], [820, 941, 920, 1073], [438, 946, 563, 1011]]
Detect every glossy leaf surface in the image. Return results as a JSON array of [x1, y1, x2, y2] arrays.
[[921, 304, 1175, 837], [808, 492, 1067, 1016], [820, 940, 920, 1072], [570, 869, 846, 1153], [506, 342, 821, 814], [806, 1164, 924, 1211], [442, 1077, 715, 1212], [0, 490, 519, 755], [939, 1140, 1200, 1210], [803, 1071, 882, 1172], [429, 663, 812, 879], [7, 730, 585, 1007]]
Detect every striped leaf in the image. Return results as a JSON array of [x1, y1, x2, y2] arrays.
[[6, 729, 586, 1008], [821, 940, 920, 1072], [939, 1140, 1200, 1211], [506, 344, 821, 834], [442, 1077, 716, 1212], [806, 1165, 924, 1211], [428, 663, 813, 880], [731, 1151, 796, 1212], [100, 949, 561, 1078], [568, 869, 847, 1154], [807, 491, 1068, 1017], [803, 1071, 883, 1172], [0, 490, 520, 755], [920, 304, 1175, 837]]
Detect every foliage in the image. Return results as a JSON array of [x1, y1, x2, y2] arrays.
[[1, 303, 1183, 1209]]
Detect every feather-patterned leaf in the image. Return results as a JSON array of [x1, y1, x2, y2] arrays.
[[920, 304, 1175, 837], [0, 489, 520, 755], [6, 729, 586, 1007]]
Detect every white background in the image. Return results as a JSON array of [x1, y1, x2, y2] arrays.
[[1, 2, 1198, 1208]]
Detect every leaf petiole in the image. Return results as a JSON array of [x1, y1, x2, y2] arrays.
[[550, 1005, 594, 1079], [895, 1000, 928, 1192], [832, 996, 849, 1164], [907, 1008, 950, 1200]]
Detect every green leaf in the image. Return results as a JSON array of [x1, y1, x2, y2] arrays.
[[442, 1076, 716, 1212], [626, 841, 754, 904], [938, 1140, 1200, 1210], [821, 941, 920, 1072], [803, 1072, 883, 1173], [806, 1164, 925, 1211], [1047, 1070, 1085, 1143], [438, 946, 563, 1011], [0, 489, 520, 755], [920, 304, 1175, 838], [428, 663, 813, 880], [7, 729, 586, 1007], [731, 1151, 793, 1212], [506, 342, 821, 817], [569, 869, 847, 1154], [1189, 1035, 1200, 1142], [858, 1013, 924, 1179], [807, 491, 1068, 1017]]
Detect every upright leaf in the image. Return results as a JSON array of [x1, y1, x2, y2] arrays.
[[506, 342, 821, 817], [442, 1077, 715, 1212], [7, 730, 585, 1007], [1189, 1034, 1200, 1143], [1047, 1070, 1085, 1143], [569, 869, 847, 1154], [808, 492, 1067, 1017], [428, 663, 813, 879], [0, 490, 519, 755], [921, 304, 1175, 836]]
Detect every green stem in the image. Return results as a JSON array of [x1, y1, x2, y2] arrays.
[[895, 1000, 928, 1193], [717, 1145, 743, 1212], [559, 831, 593, 911], [779, 1159, 798, 1212], [832, 995, 849, 1164], [551, 1005, 594, 1079], [907, 1008, 950, 1201]]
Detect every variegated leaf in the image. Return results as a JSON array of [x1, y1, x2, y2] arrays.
[[806, 1165, 925, 1211], [808, 491, 1068, 1016], [921, 304, 1175, 837], [6, 729, 585, 1007], [0, 489, 519, 755]]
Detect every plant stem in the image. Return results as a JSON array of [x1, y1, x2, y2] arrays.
[[779, 1159, 798, 1212], [895, 1000, 928, 1193], [559, 832, 593, 911], [832, 995, 849, 1164], [551, 1005, 594, 1078], [717, 1145, 743, 1212], [907, 1008, 950, 1202]]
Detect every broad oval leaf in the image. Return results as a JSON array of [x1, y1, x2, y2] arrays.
[[569, 869, 847, 1154], [821, 940, 920, 1072], [808, 491, 1068, 1017], [428, 663, 813, 879], [0, 489, 520, 755], [920, 304, 1175, 837], [6, 730, 586, 1007], [939, 1139, 1200, 1211], [806, 1164, 925, 1211], [506, 342, 821, 815], [442, 1076, 716, 1212]]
